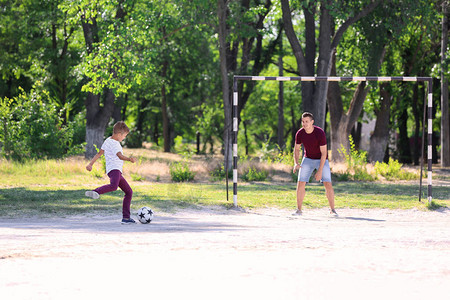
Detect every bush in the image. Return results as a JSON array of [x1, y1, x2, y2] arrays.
[[374, 158, 418, 180], [173, 135, 193, 155], [338, 135, 376, 181], [291, 170, 299, 182], [169, 161, 195, 182], [124, 129, 143, 148], [210, 164, 233, 181], [130, 172, 144, 181], [241, 167, 268, 182], [0, 88, 77, 161], [334, 171, 351, 181]]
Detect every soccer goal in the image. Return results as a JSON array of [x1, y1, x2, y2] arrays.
[[229, 75, 434, 207]]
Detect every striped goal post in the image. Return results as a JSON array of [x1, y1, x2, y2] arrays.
[[230, 75, 434, 206]]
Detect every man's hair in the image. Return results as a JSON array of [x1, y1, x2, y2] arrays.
[[113, 121, 130, 134], [302, 112, 314, 120]]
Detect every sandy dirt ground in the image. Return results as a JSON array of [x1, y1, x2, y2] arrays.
[[1, 207, 449, 300]]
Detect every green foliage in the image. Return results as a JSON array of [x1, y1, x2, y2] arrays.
[[265, 147, 294, 166], [125, 130, 144, 149], [241, 167, 268, 182], [338, 135, 375, 181], [89, 144, 105, 179], [0, 87, 79, 161], [334, 172, 351, 182], [173, 136, 192, 155], [291, 170, 299, 183], [169, 161, 195, 182], [210, 164, 233, 181], [130, 172, 144, 181], [427, 200, 446, 211], [195, 102, 223, 154], [0, 0, 444, 165], [90, 168, 104, 179], [258, 135, 276, 163], [374, 158, 419, 180]]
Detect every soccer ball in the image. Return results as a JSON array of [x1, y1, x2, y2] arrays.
[[137, 206, 154, 224]]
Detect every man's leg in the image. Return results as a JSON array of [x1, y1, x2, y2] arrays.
[[296, 158, 314, 212], [296, 181, 307, 211], [320, 159, 336, 211], [323, 181, 335, 210]]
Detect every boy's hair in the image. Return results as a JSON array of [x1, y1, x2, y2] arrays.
[[113, 121, 130, 134], [302, 112, 314, 120]]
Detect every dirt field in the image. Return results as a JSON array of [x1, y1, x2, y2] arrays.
[[1, 206, 449, 300]]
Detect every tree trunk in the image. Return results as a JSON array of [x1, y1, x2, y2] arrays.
[[329, 83, 367, 161], [351, 121, 362, 150], [441, 2, 450, 166], [397, 101, 412, 164], [277, 33, 285, 150], [152, 117, 160, 146], [82, 15, 116, 159], [133, 94, 149, 148], [217, 0, 232, 169], [85, 89, 116, 158], [161, 60, 170, 152], [243, 120, 249, 155], [411, 83, 421, 165], [369, 83, 391, 162], [290, 105, 297, 151], [328, 51, 368, 161]]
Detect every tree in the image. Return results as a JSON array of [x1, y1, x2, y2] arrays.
[[441, 1, 450, 166], [386, 4, 440, 164], [217, 0, 281, 167], [277, 26, 285, 150], [0, 1, 33, 99], [217, 0, 231, 166], [280, 0, 382, 130], [329, 2, 397, 162], [369, 82, 392, 162], [61, 0, 132, 158], [0, 0, 83, 118]]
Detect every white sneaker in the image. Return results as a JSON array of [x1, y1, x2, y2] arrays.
[[85, 190, 100, 199], [292, 209, 303, 216], [330, 209, 338, 217]]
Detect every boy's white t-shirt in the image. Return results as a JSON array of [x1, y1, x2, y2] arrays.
[[101, 137, 124, 174]]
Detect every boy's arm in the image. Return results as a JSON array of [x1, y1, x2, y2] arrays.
[[117, 152, 136, 163], [86, 149, 104, 171]]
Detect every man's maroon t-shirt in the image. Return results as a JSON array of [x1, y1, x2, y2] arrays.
[[295, 126, 328, 159]]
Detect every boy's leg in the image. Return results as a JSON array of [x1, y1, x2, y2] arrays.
[[118, 175, 133, 219], [94, 170, 121, 195]]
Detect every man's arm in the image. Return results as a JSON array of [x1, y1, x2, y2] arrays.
[[293, 143, 301, 173], [315, 144, 328, 181]]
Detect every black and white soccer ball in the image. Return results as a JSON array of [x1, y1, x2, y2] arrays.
[[137, 206, 154, 224]]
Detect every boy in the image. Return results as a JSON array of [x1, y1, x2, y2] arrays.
[[85, 121, 137, 224], [293, 112, 337, 217]]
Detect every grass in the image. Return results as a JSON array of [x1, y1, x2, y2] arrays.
[[0, 155, 449, 217]]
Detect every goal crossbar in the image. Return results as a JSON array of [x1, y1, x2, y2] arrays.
[[229, 75, 433, 206]]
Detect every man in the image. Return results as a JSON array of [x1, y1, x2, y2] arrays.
[[293, 112, 337, 216]]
